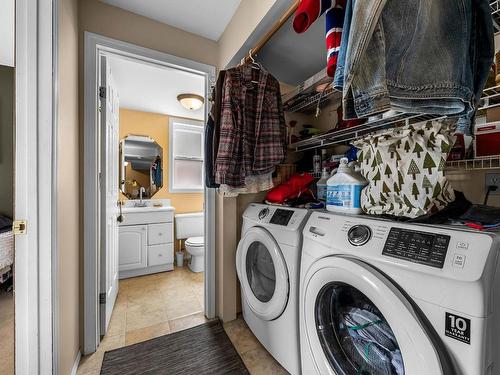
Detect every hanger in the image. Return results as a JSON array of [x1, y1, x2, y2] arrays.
[[247, 49, 262, 85]]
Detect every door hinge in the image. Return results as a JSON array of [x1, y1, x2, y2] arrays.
[[99, 86, 106, 100], [99, 292, 106, 304], [12, 220, 27, 235]]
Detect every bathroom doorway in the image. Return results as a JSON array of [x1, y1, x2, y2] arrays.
[[83, 33, 216, 356]]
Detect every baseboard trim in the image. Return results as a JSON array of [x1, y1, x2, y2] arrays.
[[119, 263, 173, 279], [70, 350, 82, 375]]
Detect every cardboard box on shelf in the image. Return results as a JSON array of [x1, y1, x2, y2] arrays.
[[486, 106, 500, 122]]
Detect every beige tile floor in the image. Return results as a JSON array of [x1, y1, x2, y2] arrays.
[[0, 288, 14, 375], [78, 266, 288, 375]]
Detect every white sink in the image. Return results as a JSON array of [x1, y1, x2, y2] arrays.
[[122, 205, 174, 214], [120, 199, 174, 225]]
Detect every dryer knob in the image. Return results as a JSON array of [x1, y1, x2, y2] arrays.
[[348, 225, 371, 246], [258, 208, 270, 220]]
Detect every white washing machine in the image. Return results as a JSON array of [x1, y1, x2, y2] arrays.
[[300, 211, 500, 375], [236, 203, 311, 375]]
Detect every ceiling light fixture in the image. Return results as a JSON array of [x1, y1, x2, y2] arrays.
[[177, 94, 204, 110]]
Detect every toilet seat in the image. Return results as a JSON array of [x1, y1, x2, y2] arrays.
[[186, 236, 204, 247]]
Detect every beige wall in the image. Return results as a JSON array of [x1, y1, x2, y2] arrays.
[[218, 0, 277, 68], [0, 65, 14, 218], [447, 171, 500, 207], [119, 109, 204, 213], [79, 0, 218, 67], [58, 0, 80, 373], [214, 0, 281, 320]]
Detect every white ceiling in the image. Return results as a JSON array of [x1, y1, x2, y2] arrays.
[[101, 0, 242, 41], [108, 55, 205, 120]]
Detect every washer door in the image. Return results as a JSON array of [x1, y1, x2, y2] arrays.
[[303, 257, 450, 375], [236, 226, 289, 321]]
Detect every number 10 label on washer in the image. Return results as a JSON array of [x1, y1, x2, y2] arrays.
[[445, 312, 471, 344]]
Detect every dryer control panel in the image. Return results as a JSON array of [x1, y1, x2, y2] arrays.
[[382, 228, 451, 268], [269, 209, 294, 226]]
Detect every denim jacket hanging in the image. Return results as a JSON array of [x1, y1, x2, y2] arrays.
[[341, 0, 494, 133]]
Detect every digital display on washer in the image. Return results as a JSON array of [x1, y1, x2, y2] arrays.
[[382, 228, 450, 268], [270, 209, 294, 226]]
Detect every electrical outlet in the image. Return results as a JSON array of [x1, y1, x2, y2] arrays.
[[485, 173, 500, 195]]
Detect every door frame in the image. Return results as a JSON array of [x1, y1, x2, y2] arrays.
[[15, 0, 57, 373], [83, 32, 216, 354]]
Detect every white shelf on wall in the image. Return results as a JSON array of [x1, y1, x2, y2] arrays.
[[491, 0, 500, 34], [479, 84, 500, 111], [289, 112, 442, 152], [284, 87, 342, 113], [446, 156, 500, 171]]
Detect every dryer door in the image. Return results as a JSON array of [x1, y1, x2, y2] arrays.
[[236, 226, 289, 321], [302, 256, 454, 375]]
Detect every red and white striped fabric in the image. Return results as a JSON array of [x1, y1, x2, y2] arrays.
[[293, 0, 346, 77]]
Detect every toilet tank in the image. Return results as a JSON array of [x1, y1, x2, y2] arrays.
[[175, 212, 204, 239]]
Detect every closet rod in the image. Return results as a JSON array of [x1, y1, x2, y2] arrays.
[[244, 0, 300, 62]]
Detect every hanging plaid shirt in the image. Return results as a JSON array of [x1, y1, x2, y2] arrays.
[[293, 0, 346, 77], [215, 64, 286, 188]]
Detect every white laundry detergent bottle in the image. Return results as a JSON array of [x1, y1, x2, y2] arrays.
[[326, 157, 367, 214], [316, 168, 330, 202]]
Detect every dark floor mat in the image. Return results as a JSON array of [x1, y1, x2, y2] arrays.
[[100, 319, 249, 375]]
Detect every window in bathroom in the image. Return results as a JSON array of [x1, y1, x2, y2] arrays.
[[169, 117, 204, 192]]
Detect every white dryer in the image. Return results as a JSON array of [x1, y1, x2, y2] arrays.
[[236, 203, 310, 375], [300, 211, 500, 375]]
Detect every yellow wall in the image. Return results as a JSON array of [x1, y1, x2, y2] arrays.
[[58, 0, 80, 373], [119, 108, 204, 214]]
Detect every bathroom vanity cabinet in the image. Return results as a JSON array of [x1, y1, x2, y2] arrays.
[[118, 201, 175, 279]]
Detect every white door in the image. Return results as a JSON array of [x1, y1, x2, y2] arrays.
[[302, 256, 452, 375], [99, 55, 120, 336], [118, 225, 147, 272], [236, 226, 289, 321]]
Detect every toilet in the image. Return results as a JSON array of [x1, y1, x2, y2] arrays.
[[174, 212, 204, 273]]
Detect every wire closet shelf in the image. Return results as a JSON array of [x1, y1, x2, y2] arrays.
[[491, 0, 500, 34], [446, 156, 500, 171], [288, 112, 442, 152], [285, 4, 500, 170]]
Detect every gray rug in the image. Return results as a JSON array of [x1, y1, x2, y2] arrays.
[[100, 320, 249, 375]]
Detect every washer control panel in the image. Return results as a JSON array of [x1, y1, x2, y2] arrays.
[[348, 225, 372, 246], [383, 227, 451, 268]]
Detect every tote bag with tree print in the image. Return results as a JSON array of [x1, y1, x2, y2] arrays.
[[352, 119, 457, 218]]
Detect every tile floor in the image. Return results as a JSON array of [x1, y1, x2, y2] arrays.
[[77, 266, 288, 375], [0, 287, 14, 375]]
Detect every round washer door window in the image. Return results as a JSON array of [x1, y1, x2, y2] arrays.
[[302, 257, 447, 375], [236, 226, 289, 321], [245, 241, 276, 303], [315, 282, 404, 375]]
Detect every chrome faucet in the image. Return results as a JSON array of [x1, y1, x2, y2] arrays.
[[135, 187, 147, 207], [139, 187, 145, 205]]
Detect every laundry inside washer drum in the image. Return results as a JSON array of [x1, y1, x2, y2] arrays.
[[315, 283, 404, 375]]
